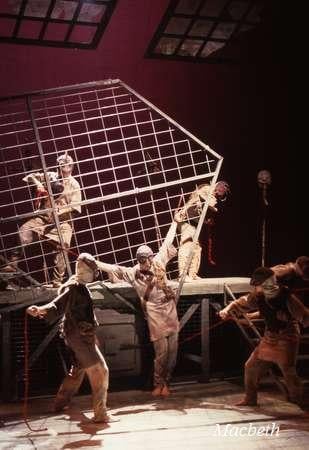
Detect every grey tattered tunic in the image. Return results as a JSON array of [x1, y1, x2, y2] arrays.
[[103, 243, 179, 342]]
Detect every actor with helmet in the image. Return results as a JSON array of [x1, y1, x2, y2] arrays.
[[96, 221, 179, 397], [26, 253, 112, 423], [174, 181, 230, 281], [10, 153, 81, 286], [219, 266, 309, 407]]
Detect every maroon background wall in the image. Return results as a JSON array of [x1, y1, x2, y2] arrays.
[[0, 0, 302, 277]]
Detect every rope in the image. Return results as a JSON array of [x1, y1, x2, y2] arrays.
[[179, 316, 231, 345], [23, 310, 47, 432], [34, 189, 48, 210], [206, 223, 216, 266], [120, 316, 231, 350]]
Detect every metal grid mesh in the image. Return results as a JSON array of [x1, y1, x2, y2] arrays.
[[0, 79, 222, 286]]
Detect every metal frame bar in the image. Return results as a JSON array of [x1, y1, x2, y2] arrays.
[[26, 96, 72, 277], [1, 312, 12, 401], [0, 77, 222, 290]]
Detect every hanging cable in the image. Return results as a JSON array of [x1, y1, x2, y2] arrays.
[[23, 310, 48, 432], [206, 222, 216, 266]]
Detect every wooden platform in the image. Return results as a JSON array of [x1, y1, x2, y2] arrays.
[[0, 277, 251, 306], [1, 380, 308, 450], [91, 277, 252, 299]]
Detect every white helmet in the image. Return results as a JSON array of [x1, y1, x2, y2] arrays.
[[136, 245, 154, 262], [57, 153, 74, 166]]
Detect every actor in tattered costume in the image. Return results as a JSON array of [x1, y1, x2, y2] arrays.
[[174, 181, 229, 281], [20, 153, 81, 286], [97, 221, 179, 397], [27, 253, 112, 423], [220, 266, 309, 406]]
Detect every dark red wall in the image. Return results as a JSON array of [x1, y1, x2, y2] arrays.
[[0, 0, 302, 276]]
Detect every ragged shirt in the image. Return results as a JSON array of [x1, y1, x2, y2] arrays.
[[38, 282, 100, 368], [40, 283, 98, 334], [99, 243, 179, 342]]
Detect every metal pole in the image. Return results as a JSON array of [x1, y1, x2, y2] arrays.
[[261, 184, 268, 266], [261, 210, 266, 266], [200, 298, 210, 382], [257, 170, 271, 267], [26, 96, 72, 277]]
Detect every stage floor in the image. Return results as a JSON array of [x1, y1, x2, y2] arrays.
[[1, 379, 308, 450]]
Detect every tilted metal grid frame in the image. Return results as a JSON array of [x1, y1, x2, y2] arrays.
[[0, 79, 223, 288]]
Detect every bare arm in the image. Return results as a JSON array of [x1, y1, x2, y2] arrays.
[[156, 221, 178, 265], [96, 260, 120, 275], [26, 288, 70, 322], [96, 260, 134, 284]]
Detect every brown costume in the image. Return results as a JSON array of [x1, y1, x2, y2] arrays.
[[220, 267, 309, 405], [27, 254, 110, 423], [272, 256, 309, 305], [20, 154, 81, 286], [97, 222, 179, 394]]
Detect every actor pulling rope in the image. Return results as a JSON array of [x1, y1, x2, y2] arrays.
[[219, 266, 309, 407], [26, 253, 115, 423]]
